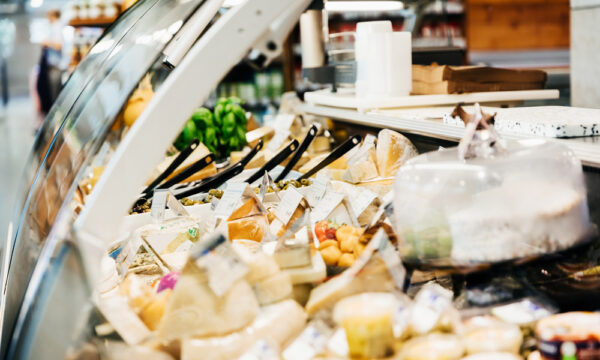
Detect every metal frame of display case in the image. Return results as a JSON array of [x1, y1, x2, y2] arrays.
[[0, 0, 311, 358]]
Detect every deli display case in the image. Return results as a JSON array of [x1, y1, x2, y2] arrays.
[[2, 1, 600, 360]]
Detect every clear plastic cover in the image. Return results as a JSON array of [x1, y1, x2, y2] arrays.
[[394, 138, 591, 268]]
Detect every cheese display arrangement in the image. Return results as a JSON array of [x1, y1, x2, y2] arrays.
[[58, 96, 599, 360]]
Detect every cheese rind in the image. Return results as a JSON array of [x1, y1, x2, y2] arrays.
[[375, 129, 418, 177]]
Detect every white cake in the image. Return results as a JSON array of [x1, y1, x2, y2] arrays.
[[449, 180, 590, 263]]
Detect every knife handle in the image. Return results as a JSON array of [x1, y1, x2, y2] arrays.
[[297, 134, 361, 181], [275, 124, 319, 182], [174, 162, 244, 199], [157, 153, 215, 190], [142, 139, 199, 195], [245, 139, 299, 184]]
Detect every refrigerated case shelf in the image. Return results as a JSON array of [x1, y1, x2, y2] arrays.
[[297, 103, 600, 169]]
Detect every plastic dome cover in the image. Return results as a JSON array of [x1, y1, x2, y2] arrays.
[[393, 106, 591, 268]]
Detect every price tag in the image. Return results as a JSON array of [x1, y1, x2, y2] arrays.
[[305, 176, 328, 208], [311, 192, 345, 222], [151, 190, 189, 223], [193, 234, 248, 296], [214, 182, 249, 218], [274, 187, 305, 225], [351, 188, 378, 216], [266, 129, 290, 152]]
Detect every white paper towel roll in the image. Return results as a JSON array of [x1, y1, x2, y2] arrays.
[[300, 10, 325, 68], [356, 26, 412, 99]]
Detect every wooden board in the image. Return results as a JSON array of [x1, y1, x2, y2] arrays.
[[69, 16, 118, 28], [465, 0, 569, 50], [303, 88, 559, 110]]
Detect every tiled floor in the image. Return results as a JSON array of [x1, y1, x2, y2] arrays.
[[0, 97, 37, 252]]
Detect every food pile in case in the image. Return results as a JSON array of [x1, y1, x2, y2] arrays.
[[71, 102, 597, 360]]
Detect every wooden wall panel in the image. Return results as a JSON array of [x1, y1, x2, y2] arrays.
[[465, 0, 570, 50]]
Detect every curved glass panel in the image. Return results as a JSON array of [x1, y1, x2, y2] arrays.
[[9, 0, 159, 240], [1, 0, 208, 356]]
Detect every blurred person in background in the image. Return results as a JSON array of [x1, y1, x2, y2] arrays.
[[0, 19, 16, 119], [37, 9, 64, 116]]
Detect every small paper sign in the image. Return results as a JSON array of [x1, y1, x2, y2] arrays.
[[214, 182, 249, 218], [351, 188, 378, 216], [274, 187, 305, 225], [151, 189, 190, 223], [305, 175, 329, 208], [311, 192, 345, 222]]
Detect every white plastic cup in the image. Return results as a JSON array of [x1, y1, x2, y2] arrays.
[[356, 24, 412, 99], [355, 21, 393, 98]]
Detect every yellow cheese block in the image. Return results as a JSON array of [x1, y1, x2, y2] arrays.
[[375, 129, 418, 177]]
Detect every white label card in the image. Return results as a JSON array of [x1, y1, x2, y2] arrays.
[[351, 188, 378, 216], [214, 182, 248, 218], [274, 187, 304, 225], [305, 175, 329, 207], [151, 190, 190, 223], [311, 192, 345, 222], [194, 236, 248, 296]]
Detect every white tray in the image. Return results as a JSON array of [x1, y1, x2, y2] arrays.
[[304, 88, 560, 111]]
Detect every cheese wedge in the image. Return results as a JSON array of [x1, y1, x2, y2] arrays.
[[156, 267, 259, 341], [181, 300, 307, 360], [97, 295, 152, 345], [375, 129, 418, 177], [253, 272, 293, 305], [282, 252, 326, 284]]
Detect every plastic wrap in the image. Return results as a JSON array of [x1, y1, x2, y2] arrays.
[[394, 109, 591, 268], [181, 300, 307, 360]]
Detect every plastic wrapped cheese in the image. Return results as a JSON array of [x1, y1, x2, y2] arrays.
[[461, 353, 522, 360], [306, 230, 404, 316], [333, 293, 398, 358], [463, 319, 522, 354], [156, 265, 259, 341], [401, 333, 465, 360], [375, 129, 418, 177], [181, 300, 307, 360], [253, 272, 293, 305]]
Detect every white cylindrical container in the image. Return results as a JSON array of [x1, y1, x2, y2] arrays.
[[356, 20, 412, 100], [355, 21, 392, 98], [300, 10, 325, 68]]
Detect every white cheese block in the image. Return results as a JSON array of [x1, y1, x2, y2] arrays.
[[181, 300, 307, 360], [253, 272, 293, 305], [375, 129, 418, 177], [401, 333, 465, 360], [305, 258, 398, 316], [157, 275, 259, 341], [282, 252, 327, 285], [274, 237, 312, 269], [232, 243, 280, 283], [97, 295, 152, 345], [461, 353, 522, 360]]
